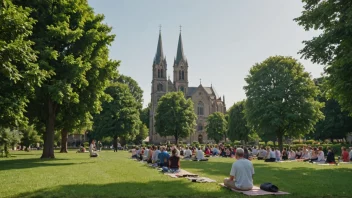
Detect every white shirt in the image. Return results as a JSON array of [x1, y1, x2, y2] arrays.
[[349, 150, 352, 160], [184, 149, 192, 158], [152, 150, 160, 162], [252, 149, 258, 156], [317, 151, 325, 161], [89, 143, 94, 154], [230, 158, 254, 189], [258, 150, 266, 158], [196, 150, 204, 160], [269, 151, 276, 159], [144, 149, 149, 158]]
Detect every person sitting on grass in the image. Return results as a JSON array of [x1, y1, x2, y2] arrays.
[[162, 149, 180, 173], [184, 147, 192, 159], [224, 148, 254, 191], [257, 147, 267, 160], [341, 147, 349, 162], [275, 148, 281, 161], [326, 147, 336, 164], [225, 147, 231, 157], [147, 146, 154, 163], [282, 148, 288, 160], [317, 146, 325, 162], [306, 147, 318, 162], [288, 149, 296, 160], [212, 146, 220, 156], [296, 148, 302, 159], [89, 140, 98, 157], [143, 146, 150, 161], [264, 147, 276, 162], [205, 147, 211, 157], [252, 146, 258, 157], [158, 146, 170, 167], [152, 146, 161, 164], [244, 148, 250, 160], [195, 147, 208, 161], [131, 146, 137, 158]]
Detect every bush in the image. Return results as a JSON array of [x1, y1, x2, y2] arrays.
[[83, 142, 89, 148], [304, 139, 315, 144], [233, 141, 241, 145]]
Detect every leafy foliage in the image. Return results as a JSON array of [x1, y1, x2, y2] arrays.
[[294, 0, 352, 115], [244, 56, 324, 150], [134, 124, 148, 145], [92, 82, 140, 142], [0, 128, 22, 157], [140, 103, 151, 129], [20, 125, 42, 151], [0, 0, 46, 128], [13, 0, 119, 158], [227, 100, 252, 142], [116, 75, 143, 111], [206, 112, 227, 143], [155, 92, 197, 145]]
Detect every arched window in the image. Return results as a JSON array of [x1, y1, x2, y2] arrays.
[[179, 70, 182, 80], [179, 86, 184, 93], [182, 71, 185, 80], [197, 124, 203, 131], [160, 69, 163, 78], [197, 101, 204, 115], [157, 69, 160, 78], [157, 83, 163, 92]]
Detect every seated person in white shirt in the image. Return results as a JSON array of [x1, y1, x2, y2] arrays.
[[194, 147, 208, 161], [224, 148, 254, 191], [152, 146, 161, 164], [143, 146, 150, 161], [317, 146, 325, 162], [288, 149, 296, 160], [184, 147, 192, 159], [257, 147, 267, 160], [89, 140, 98, 157], [251, 147, 258, 157], [264, 147, 276, 162]]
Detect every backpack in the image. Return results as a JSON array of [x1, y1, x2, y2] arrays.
[[260, 183, 279, 192]]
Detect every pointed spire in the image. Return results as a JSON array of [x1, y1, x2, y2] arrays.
[[175, 29, 186, 65], [223, 95, 225, 103], [154, 27, 164, 65]]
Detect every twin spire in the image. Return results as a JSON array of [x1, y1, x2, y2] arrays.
[[154, 27, 186, 65]]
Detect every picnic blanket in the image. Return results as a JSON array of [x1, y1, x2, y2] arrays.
[[187, 177, 216, 183], [164, 169, 198, 178], [276, 160, 295, 163], [220, 183, 290, 196]]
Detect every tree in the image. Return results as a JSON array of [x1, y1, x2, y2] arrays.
[[134, 124, 148, 145], [295, 1, 352, 115], [21, 125, 42, 151], [92, 82, 140, 147], [313, 78, 352, 141], [116, 75, 143, 111], [0, 0, 45, 129], [244, 56, 324, 150], [206, 112, 227, 144], [227, 100, 252, 143], [140, 103, 151, 128], [155, 92, 197, 145], [0, 128, 22, 157], [14, 0, 119, 158]]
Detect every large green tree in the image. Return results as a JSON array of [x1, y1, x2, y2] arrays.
[[227, 100, 252, 143], [20, 125, 42, 151], [134, 124, 148, 145], [244, 56, 324, 150], [0, 0, 45, 129], [0, 128, 22, 157], [313, 78, 352, 141], [295, 0, 352, 115], [14, 0, 119, 158], [140, 103, 151, 129], [92, 82, 140, 147], [116, 75, 143, 111], [206, 112, 227, 144], [155, 92, 197, 145]]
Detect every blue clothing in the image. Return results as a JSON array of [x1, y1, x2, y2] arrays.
[[158, 151, 170, 167]]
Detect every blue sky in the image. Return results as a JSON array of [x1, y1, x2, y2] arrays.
[[88, 0, 324, 108]]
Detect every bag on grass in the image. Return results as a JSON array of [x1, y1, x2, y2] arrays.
[[260, 183, 279, 192]]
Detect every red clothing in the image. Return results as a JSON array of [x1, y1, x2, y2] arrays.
[[205, 149, 211, 155], [342, 151, 349, 162]]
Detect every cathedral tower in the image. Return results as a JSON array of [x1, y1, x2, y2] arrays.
[[149, 30, 167, 143], [173, 31, 189, 94]]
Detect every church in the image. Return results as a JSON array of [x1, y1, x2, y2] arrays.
[[149, 30, 226, 144]]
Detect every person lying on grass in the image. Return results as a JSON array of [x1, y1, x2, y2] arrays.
[[89, 140, 98, 157], [224, 148, 254, 191], [162, 149, 180, 173]]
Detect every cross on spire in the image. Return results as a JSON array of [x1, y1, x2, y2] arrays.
[[159, 24, 162, 33], [179, 25, 182, 32], [200, 78, 202, 85]]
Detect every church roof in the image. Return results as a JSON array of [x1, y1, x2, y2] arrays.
[[186, 87, 197, 97], [175, 32, 186, 65], [203, 87, 219, 98]]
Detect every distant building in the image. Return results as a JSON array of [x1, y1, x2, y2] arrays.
[[149, 30, 226, 144]]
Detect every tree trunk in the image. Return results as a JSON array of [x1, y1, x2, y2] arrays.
[[4, 144, 9, 157], [174, 135, 179, 146], [278, 135, 283, 151], [113, 136, 118, 151], [41, 99, 56, 159], [60, 128, 68, 153]]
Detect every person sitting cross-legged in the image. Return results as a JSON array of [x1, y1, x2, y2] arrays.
[[89, 140, 98, 157], [325, 147, 337, 164], [184, 147, 192, 159], [194, 147, 208, 161], [224, 148, 254, 191], [264, 147, 276, 162], [257, 147, 267, 160], [341, 147, 349, 162], [162, 149, 180, 173], [158, 146, 170, 167], [152, 146, 161, 164]]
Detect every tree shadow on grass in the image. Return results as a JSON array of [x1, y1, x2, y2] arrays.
[[181, 160, 352, 198], [14, 180, 245, 198], [0, 158, 79, 171]]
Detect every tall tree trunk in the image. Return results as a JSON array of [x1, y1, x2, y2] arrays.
[[174, 134, 179, 146], [60, 128, 68, 153], [278, 135, 283, 151], [113, 136, 118, 150], [41, 99, 56, 159]]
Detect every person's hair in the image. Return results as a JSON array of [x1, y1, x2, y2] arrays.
[[283, 148, 287, 151], [172, 149, 177, 156], [318, 146, 323, 151], [343, 147, 347, 151], [236, 148, 244, 157]]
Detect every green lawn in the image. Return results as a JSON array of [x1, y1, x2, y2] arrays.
[[0, 151, 351, 198]]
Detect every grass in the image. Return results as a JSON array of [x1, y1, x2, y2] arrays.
[[0, 150, 351, 198]]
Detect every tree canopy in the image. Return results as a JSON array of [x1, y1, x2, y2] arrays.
[[206, 112, 227, 144], [244, 56, 324, 150], [155, 92, 197, 145], [295, 0, 352, 115], [116, 75, 143, 111], [13, 0, 119, 158], [227, 100, 252, 143]]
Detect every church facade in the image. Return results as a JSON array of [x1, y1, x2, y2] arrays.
[[149, 31, 226, 144]]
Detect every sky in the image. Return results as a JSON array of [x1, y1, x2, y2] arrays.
[[88, 0, 324, 108]]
